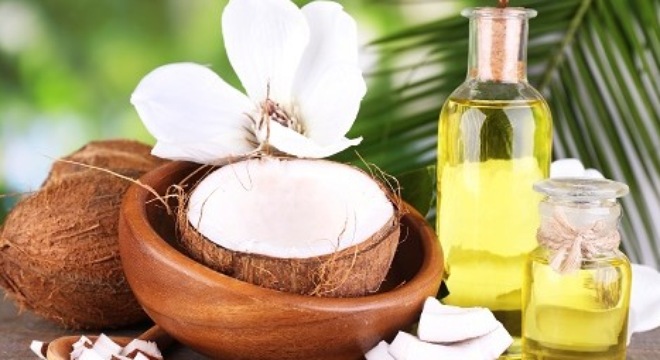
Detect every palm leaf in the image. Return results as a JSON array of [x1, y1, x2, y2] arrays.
[[339, 0, 660, 267]]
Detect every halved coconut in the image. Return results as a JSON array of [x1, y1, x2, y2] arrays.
[[178, 158, 400, 297]]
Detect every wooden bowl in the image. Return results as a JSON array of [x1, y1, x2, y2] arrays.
[[118, 161, 443, 360]]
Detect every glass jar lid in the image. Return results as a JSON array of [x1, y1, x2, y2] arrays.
[[533, 178, 629, 201]]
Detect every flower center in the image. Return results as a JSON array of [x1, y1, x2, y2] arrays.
[[260, 99, 303, 134], [248, 98, 305, 152]]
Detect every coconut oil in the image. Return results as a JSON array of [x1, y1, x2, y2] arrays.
[[437, 98, 552, 335], [523, 253, 631, 359], [522, 178, 632, 360]]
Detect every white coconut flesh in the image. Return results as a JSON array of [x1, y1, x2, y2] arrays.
[[187, 158, 395, 259]]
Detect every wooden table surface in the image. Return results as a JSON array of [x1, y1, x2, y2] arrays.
[[2, 290, 659, 359]]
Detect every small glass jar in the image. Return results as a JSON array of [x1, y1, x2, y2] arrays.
[[522, 178, 632, 360]]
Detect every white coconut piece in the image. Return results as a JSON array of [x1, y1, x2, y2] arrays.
[[364, 341, 394, 360], [71, 336, 94, 359], [78, 348, 106, 360], [90, 334, 122, 360], [389, 331, 482, 360], [452, 324, 513, 360], [30, 340, 47, 359], [417, 297, 500, 343], [112, 353, 151, 360], [120, 339, 162, 359], [65, 333, 165, 360], [188, 158, 394, 258], [389, 326, 512, 360]]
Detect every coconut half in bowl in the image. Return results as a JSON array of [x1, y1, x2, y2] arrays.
[[178, 157, 400, 297]]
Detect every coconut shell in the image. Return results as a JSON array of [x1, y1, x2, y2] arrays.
[[44, 139, 160, 187], [177, 180, 401, 298], [0, 140, 165, 329]]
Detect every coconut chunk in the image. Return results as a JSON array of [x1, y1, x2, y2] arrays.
[[188, 158, 394, 258], [67, 334, 164, 360], [71, 336, 94, 359], [387, 324, 512, 360], [112, 353, 152, 360], [417, 297, 499, 343], [133, 353, 152, 360], [389, 331, 483, 360], [452, 324, 512, 359], [120, 339, 162, 359], [364, 341, 394, 360], [78, 348, 106, 360], [30, 340, 47, 359], [90, 334, 122, 360]]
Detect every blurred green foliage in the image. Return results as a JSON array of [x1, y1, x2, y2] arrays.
[[0, 0, 423, 219], [8, 0, 654, 268], [1, 0, 231, 142]]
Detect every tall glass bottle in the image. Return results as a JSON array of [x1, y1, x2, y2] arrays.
[[436, 6, 552, 342]]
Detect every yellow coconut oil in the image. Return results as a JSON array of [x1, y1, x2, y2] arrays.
[[522, 251, 631, 360], [437, 98, 552, 337]]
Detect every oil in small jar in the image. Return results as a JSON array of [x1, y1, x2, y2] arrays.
[[522, 178, 632, 360]]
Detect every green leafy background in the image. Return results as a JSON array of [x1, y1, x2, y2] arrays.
[[1, 0, 658, 267]]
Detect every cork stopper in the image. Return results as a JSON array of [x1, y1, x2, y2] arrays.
[[463, 7, 537, 83]]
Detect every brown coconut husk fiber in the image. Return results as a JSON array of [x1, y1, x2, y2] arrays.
[[174, 160, 402, 298], [0, 140, 166, 329]]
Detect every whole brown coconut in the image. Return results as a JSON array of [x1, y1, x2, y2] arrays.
[[44, 139, 162, 186], [0, 140, 166, 329]]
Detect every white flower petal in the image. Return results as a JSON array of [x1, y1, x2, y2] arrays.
[[296, 1, 359, 85], [584, 168, 605, 179], [291, 2, 364, 146], [550, 159, 585, 178], [267, 122, 361, 158], [131, 63, 256, 161], [222, 0, 309, 103], [296, 63, 366, 146], [153, 138, 254, 165]]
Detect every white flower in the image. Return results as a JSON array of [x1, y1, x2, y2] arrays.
[[550, 159, 604, 179], [130, 0, 366, 164]]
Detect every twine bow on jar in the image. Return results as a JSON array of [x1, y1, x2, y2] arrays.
[[537, 209, 621, 275]]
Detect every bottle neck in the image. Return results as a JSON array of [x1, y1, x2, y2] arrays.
[[466, 9, 531, 83]]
